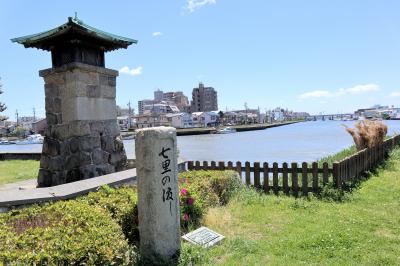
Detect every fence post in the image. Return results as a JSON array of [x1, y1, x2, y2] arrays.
[[245, 161, 251, 185], [301, 162, 308, 197], [236, 161, 242, 179], [312, 162, 318, 193], [322, 162, 329, 185], [345, 158, 349, 182], [218, 161, 225, 170], [254, 162, 261, 189], [273, 162, 279, 195], [368, 148, 372, 170], [333, 162, 341, 188], [350, 156, 355, 181], [282, 162, 289, 195], [263, 162, 269, 193], [291, 162, 299, 197], [188, 161, 194, 171]]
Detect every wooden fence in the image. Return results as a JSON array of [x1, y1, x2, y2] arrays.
[[332, 134, 400, 187], [187, 135, 400, 197]]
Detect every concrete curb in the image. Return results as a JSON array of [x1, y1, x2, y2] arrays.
[[0, 169, 137, 211], [0, 160, 187, 212]]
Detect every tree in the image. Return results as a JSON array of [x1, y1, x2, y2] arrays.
[[218, 110, 224, 125], [0, 77, 7, 121], [12, 126, 29, 138]]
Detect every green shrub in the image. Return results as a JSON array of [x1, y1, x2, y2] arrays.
[[79, 185, 139, 245], [179, 170, 241, 226], [320, 184, 347, 201], [0, 200, 135, 265], [180, 170, 241, 206], [0, 170, 240, 264], [179, 187, 204, 228]]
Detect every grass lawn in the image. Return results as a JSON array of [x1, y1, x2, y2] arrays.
[[188, 149, 400, 265], [0, 160, 39, 185], [0, 149, 399, 265]]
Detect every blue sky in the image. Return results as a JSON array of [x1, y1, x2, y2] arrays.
[[0, 0, 399, 119]]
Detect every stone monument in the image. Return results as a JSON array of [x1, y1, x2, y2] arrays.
[[135, 126, 181, 260], [11, 16, 137, 187]]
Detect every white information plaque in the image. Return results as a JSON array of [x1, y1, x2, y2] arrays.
[[182, 226, 225, 247]]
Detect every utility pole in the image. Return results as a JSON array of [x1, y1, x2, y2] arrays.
[[127, 101, 132, 129], [33, 107, 36, 122], [15, 109, 19, 126], [244, 102, 248, 124]]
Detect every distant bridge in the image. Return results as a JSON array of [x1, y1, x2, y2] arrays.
[[306, 113, 355, 121]]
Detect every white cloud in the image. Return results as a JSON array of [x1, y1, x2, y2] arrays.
[[119, 66, 143, 76], [299, 84, 380, 100], [152, 32, 162, 37], [183, 0, 216, 13], [299, 90, 332, 99], [337, 84, 380, 95], [390, 91, 400, 97]]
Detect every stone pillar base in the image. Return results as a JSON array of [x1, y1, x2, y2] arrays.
[[37, 63, 127, 187]]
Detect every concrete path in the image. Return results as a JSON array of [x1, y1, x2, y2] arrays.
[[0, 169, 137, 212], [0, 179, 37, 191], [0, 160, 187, 212]]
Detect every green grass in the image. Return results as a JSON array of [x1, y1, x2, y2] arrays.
[[181, 148, 400, 266], [0, 160, 39, 185], [317, 145, 357, 166], [1, 149, 400, 265]]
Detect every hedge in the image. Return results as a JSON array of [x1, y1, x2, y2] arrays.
[[0, 201, 134, 265], [179, 170, 241, 228], [0, 170, 241, 264]]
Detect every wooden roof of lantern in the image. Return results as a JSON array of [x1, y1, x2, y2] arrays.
[[11, 16, 137, 52]]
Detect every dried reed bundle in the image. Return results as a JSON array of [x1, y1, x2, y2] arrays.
[[343, 120, 388, 150]]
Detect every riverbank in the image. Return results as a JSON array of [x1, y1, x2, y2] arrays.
[[188, 147, 400, 265], [2, 147, 399, 264], [176, 121, 300, 136]]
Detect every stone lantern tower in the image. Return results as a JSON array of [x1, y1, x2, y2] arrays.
[[12, 16, 137, 187]]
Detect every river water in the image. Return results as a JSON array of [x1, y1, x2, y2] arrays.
[[2, 121, 400, 163]]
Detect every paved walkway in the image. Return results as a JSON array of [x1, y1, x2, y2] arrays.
[[0, 169, 137, 211], [0, 179, 37, 192], [0, 159, 187, 212]]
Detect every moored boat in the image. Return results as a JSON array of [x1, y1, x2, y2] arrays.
[[0, 140, 16, 145], [216, 127, 237, 134], [15, 134, 44, 145]]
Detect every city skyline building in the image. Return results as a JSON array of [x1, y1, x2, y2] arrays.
[[190, 82, 218, 112], [138, 89, 190, 114]]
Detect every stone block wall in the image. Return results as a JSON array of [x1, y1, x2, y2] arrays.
[[38, 63, 127, 187]]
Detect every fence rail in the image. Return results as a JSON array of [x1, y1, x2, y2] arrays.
[[187, 135, 400, 197]]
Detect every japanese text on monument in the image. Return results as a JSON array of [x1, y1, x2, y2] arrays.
[[159, 147, 174, 215]]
